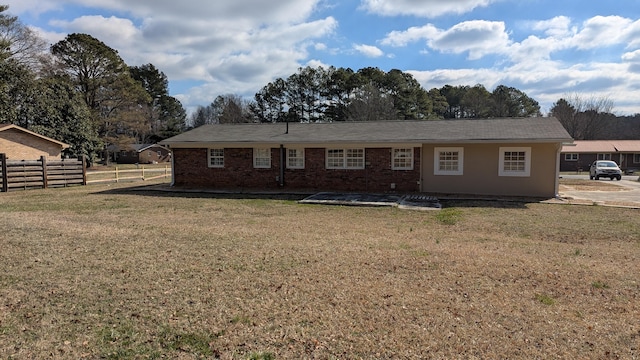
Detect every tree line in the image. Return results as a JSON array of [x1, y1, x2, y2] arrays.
[[0, 5, 187, 163], [192, 64, 640, 140], [190, 66, 543, 126]]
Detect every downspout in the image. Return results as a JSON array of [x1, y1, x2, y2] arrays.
[[169, 147, 175, 187], [279, 144, 285, 187], [554, 143, 562, 198]]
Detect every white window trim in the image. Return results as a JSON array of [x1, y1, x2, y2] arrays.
[[253, 148, 271, 168], [597, 153, 611, 161], [286, 148, 305, 169], [392, 148, 414, 170], [326, 148, 365, 169], [208, 148, 224, 168], [499, 147, 531, 177], [564, 153, 579, 161], [434, 147, 464, 176]]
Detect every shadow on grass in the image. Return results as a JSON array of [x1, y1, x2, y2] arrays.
[[92, 183, 540, 209]]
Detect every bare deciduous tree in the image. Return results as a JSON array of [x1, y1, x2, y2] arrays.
[[551, 94, 614, 139]]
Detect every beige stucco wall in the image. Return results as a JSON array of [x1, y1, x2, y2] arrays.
[[0, 129, 64, 160], [421, 142, 559, 198]]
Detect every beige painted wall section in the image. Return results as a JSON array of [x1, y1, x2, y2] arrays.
[[421, 143, 559, 198], [0, 129, 64, 160]]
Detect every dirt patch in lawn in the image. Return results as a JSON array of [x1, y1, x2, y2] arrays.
[[0, 182, 639, 359], [559, 178, 629, 192]]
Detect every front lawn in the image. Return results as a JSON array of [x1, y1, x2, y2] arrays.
[[1, 183, 638, 358]]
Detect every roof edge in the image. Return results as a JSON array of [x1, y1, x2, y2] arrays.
[[0, 124, 70, 148]]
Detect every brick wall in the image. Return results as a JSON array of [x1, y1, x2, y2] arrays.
[[172, 147, 421, 193], [0, 129, 63, 160]]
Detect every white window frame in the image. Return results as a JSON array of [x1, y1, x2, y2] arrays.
[[253, 148, 271, 168], [326, 148, 365, 169], [392, 148, 414, 170], [564, 153, 579, 161], [597, 153, 611, 160], [499, 147, 531, 177], [286, 148, 305, 169], [208, 148, 224, 168], [434, 147, 464, 175]]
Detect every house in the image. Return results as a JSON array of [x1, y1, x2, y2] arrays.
[[160, 118, 572, 198], [107, 144, 171, 164], [0, 123, 69, 160], [560, 140, 640, 173]]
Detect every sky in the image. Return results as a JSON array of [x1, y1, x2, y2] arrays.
[[6, 0, 640, 116]]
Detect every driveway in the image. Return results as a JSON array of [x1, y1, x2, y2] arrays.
[[559, 174, 640, 207]]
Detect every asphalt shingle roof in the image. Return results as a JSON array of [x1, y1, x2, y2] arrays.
[[562, 140, 640, 153], [161, 118, 572, 147]]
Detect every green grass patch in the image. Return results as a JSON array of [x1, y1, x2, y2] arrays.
[[535, 294, 555, 305], [158, 327, 219, 356], [434, 208, 463, 225], [591, 281, 609, 289], [248, 352, 276, 360]]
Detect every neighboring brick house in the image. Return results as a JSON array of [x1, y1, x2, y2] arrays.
[[560, 140, 640, 173], [0, 124, 69, 160], [160, 118, 572, 198], [108, 144, 171, 164]]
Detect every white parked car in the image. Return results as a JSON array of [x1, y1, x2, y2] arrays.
[[589, 160, 622, 181]]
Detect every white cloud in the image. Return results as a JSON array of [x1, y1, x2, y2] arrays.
[[531, 16, 574, 37], [353, 44, 384, 57], [570, 16, 633, 50], [360, 0, 497, 18], [50, 15, 139, 42], [433, 20, 510, 60], [622, 50, 640, 62], [622, 49, 640, 73], [381, 24, 440, 47], [382, 20, 510, 60]]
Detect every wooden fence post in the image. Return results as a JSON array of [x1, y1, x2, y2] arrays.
[[1, 153, 7, 192], [81, 156, 87, 185], [41, 156, 48, 189]]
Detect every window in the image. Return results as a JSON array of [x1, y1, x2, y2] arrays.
[[634, 154, 640, 164], [499, 147, 531, 177], [434, 147, 464, 175], [208, 148, 224, 168], [157, 150, 162, 156], [253, 148, 271, 168], [326, 148, 365, 169], [597, 153, 611, 160], [286, 148, 304, 169], [564, 153, 579, 161], [392, 148, 414, 170]]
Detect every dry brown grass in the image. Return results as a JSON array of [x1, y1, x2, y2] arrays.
[[559, 178, 629, 192], [1, 182, 639, 359]]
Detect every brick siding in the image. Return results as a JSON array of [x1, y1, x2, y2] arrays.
[[0, 129, 63, 160], [172, 147, 421, 193]]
